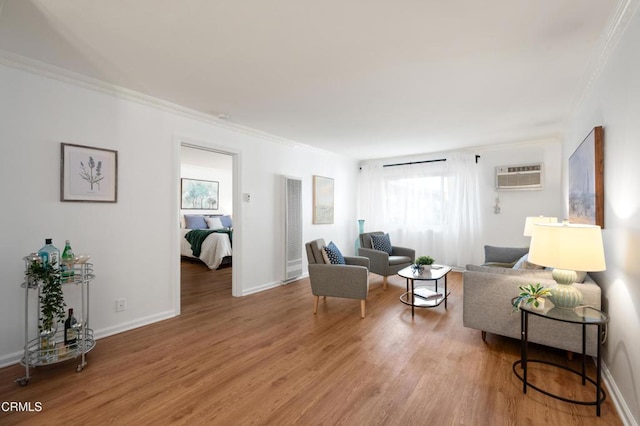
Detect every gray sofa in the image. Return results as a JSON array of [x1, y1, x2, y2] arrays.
[[462, 246, 602, 356]]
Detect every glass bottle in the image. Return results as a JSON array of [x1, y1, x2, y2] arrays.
[[61, 240, 75, 281], [64, 308, 78, 347], [38, 238, 60, 269]]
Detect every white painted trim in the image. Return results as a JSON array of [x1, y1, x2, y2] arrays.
[[603, 361, 638, 426], [570, 0, 640, 114], [241, 280, 284, 296], [176, 136, 243, 298], [0, 310, 177, 369], [94, 311, 177, 340], [172, 138, 183, 316], [0, 49, 331, 156]]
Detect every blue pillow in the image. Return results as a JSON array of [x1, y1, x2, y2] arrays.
[[184, 215, 208, 229], [371, 233, 393, 255], [323, 241, 346, 265], [220, 215, 233, 228]]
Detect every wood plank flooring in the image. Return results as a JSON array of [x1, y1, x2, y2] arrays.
[[0, 262, 622, 425]]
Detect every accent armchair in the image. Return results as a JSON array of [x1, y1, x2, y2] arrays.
[[305, 239, 370, 318], [358, 231, 415, 290]]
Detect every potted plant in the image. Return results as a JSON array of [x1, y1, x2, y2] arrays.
[[27, 259, 66, 354], [416, 255, 435, 268], [411, 255, 435, 274], [512, 283, 552, 311]]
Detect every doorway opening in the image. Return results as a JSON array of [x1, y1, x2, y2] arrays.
[[178, 142, 240, 312]]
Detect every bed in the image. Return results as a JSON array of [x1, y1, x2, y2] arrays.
[[180, 214, 233, 269]]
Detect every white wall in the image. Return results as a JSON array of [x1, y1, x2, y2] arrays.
[[477, 139, 564, 248], [564, 6, 640, 424], [0, 63, 359, 366]]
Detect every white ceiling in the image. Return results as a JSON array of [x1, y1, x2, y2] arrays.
[[0, 0, 620, 160]]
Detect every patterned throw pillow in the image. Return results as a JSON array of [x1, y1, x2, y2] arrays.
[[323, 241, 346, 265], [371, 233, 393, 255]]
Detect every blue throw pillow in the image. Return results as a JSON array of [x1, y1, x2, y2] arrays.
[[184, 215, 208, 229], [323, 241, 346, 265], [220, 215, 233, 228], [371, 233, 393, 255]]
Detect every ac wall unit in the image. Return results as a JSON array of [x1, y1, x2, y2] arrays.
[[284, 176, 303, 282], [495, 163, 543, 190]]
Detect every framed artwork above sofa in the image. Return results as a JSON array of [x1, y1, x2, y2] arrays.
[[568, 126, 604, 227]]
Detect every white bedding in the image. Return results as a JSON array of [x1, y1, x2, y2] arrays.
[[180, 229, 232, 269]]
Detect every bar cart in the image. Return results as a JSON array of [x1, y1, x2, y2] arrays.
[[16, 254, 96, 386]]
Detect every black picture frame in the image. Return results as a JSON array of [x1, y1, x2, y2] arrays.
[[181, 178, 219, 210]]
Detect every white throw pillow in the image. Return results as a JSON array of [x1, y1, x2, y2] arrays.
[[205, 216, 224, 230]]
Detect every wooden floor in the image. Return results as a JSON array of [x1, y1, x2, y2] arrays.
[[0, 262, 621, 425]]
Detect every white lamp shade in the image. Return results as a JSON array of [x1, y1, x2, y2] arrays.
[[528, 223, 606, 272], [523, 216, 558, 236]]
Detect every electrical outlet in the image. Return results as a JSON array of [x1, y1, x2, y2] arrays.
[[116, 298, 126, 312]]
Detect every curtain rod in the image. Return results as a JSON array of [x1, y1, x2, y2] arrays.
[[381, 155, 480, 168], [383, 158, 446, 168]]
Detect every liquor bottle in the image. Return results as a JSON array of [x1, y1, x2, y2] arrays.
[[64, 308, 78, 347], [38, 238, 60, 269], [61, 240, 75, 281]]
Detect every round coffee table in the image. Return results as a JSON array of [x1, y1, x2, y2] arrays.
[[398, 265, 452, 316]]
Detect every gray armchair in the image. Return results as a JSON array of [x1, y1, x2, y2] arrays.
[[305, 239, 370, 318], [358, 231, 415, 290]]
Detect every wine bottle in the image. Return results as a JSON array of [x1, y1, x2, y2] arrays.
[[64, 308, 78, 346], [38, 238, 60, 268], [61, 240, 75, 281]]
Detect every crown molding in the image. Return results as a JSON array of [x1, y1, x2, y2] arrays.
[[570, 0, 640, 113], [0, 48, 330, 155]]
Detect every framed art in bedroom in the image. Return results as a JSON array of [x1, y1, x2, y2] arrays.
[[181, 178, 219, 210], [60, 143, 118, 202]]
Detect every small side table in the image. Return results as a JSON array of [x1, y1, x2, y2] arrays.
[[398, 265, 452, 317], [512, 304, 609, 416]]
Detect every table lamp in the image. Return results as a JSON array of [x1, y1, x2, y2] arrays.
[[528, 222, 606, 309], [523, 216, 558, 237]]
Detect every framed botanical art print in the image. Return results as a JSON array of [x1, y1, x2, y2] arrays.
[[568, 126, 604, 227], [60, 143, 118, 202]]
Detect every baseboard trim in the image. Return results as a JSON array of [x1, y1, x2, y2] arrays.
[[0, 310, 177, 370], [241, 280, 282, 296], [93, 310, 177, 341], [603, 360, 638, 426]]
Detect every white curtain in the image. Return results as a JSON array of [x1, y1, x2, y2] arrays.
[[358, 152, 482, 267]]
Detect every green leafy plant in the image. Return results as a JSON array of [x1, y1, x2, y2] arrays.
[[415, 256, 434, 265], [512, 283, 552, 311], [27, 260, 66, 331]]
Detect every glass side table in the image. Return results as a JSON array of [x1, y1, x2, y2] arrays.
[[398, 265, 452, 317], [512, 304, 609, 416]]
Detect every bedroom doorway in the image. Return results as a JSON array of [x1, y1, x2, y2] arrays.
[[179, 144, 236, 308]]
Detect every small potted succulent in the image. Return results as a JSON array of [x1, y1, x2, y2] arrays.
[[512, 283, 552, 312], [416, 255, 435, 269], [411, 255, 435, 274]]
